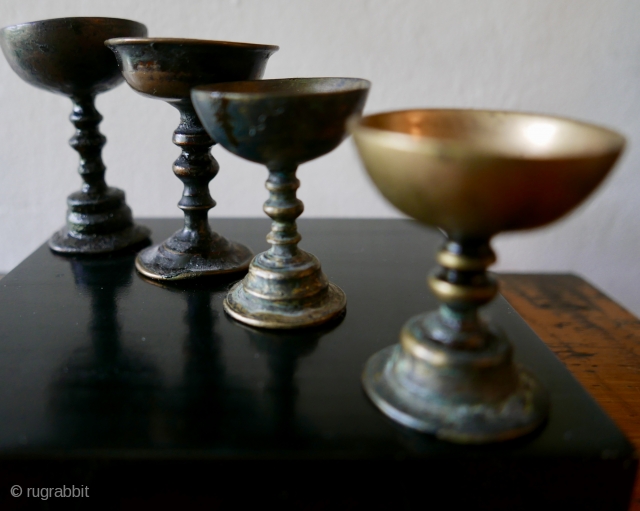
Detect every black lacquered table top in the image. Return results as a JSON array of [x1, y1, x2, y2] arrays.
[[0, 219, 634, 509]]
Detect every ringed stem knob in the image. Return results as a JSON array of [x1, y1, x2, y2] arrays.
[[429, 239, 498, 309], [264, 165, 303, 260], [69, 95, 107, 196], [172, 105, 218, 244]]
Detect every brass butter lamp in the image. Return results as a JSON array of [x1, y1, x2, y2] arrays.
[[0, 18, 151, 254], [192, 78, 370, 328], [105, 38, 278, 280], [349, 109, 625, 443]]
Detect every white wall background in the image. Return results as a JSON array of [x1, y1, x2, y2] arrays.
[[1, 0, 639, 316]]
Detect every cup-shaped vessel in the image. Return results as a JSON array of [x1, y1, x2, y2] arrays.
[[349, 109, 625, 442], [105, 38, 279, 280], [192, 78, 370, 328], [1, 17, 144, 96], [0, 17, 151, 254]]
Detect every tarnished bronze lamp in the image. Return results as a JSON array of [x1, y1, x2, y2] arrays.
[[0, 18, 151, 254], [192, 78, 370, 328], [105, 38, 278, 280], [349, 109, 624, 443]]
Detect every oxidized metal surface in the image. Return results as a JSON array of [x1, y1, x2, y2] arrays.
[[363, 346, 548, 443], [192, 78, 370, 328], [0, 17, 151, 254], [350, 109, 625, 442], [106, 38, 278, 280]]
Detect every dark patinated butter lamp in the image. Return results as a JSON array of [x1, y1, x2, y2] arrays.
[[0, 18, 151, 253], [105, 38, 278, 280], [350, 109, 624, 443]]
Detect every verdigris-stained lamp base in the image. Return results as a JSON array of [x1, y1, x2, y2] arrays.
[[363, 331, 549, 443], [223, 250, 346, 329]]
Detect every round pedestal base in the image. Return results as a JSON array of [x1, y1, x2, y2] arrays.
[[363, 344, 549, 443], [49, 224, 150, 255], [135, 230, 253, 280], [223, 249, 346, 329], [224, 280, 346, 329]]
